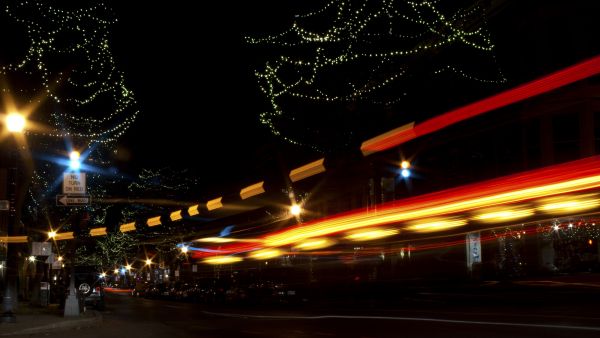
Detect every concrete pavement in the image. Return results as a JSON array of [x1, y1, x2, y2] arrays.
[[0, 304, 102, 336]]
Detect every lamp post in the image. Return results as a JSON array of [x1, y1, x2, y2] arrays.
[[1, 112, 26, 323]]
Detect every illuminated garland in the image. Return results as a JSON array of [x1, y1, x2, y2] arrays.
[[247, 0, 505, 148], [1, 0, 138, 143]]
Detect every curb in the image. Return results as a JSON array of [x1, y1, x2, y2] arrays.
[[0, 311, 102, 336]]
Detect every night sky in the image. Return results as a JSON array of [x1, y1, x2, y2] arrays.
[[104, 1, 599, 192], [110, 2, 270, 171]]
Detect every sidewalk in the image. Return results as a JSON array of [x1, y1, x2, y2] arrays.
[[0, 303, 102, 336]]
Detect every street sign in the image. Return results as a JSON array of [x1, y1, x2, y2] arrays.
[[31, 242, 52, 256], [63, 173, 86, 194], [56, 194, 91, 206]]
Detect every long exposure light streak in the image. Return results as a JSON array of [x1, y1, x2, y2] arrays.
[[360, 55, 600, 155]]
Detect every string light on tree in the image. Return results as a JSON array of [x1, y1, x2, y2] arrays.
[[1, 1, 138, 144], [247, 0, 505, 149]]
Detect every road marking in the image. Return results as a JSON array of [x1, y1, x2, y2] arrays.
[[202, 311, 600, 332]]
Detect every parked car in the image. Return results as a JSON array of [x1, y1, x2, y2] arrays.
[[72, 266, 105, 310]]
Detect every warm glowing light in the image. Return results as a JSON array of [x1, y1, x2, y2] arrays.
[[28, 256, 36, 262], [69, 151, 80, 161], [537, 194, 600, 215], [69, 151, 81, 170], [589, 239, 594, 245], [113, 268, 119, 274], [147, 216, 161, 227], [207, 197, 223, 211], [240, 181, 265, 200], [6, 112, 26, 133], [90, 227, 107, 236], [120, 222, 136, 233], [170, 210, 183, 221], [290, 158, 326, 182], [401, 161, 411, 169], [57, 256, 63, 262], [0, 236, 28, 243], [195, 237, 235, 243], [54, 232, 74, 241], [360, 56, 600, 155], [188, 204, 200, 216], [405, 218, 467, 233], [290, 204, 302, 216], [345, 228, 399, 241], [203, 256, 243, 265], [181, 246, 189, 254], [48, 231, 57, 239], [361, 122, 415, 156], [125, 264, 132, 271], [145, 259, 152, 266], [248, 249, 283, 260], [264, 164, 600, 247], [472, 206, 534, 223], [194, 237, 262, 244], [293, 238, 336, 251], [100, 272, 106, 278]]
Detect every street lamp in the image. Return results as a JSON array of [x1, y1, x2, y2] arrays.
[[1, 111, 27, 323], [5, 112, 26, 133], [290, 204, 302, 216], [68, 151, 81, 170], [400, 160, 411, 178]]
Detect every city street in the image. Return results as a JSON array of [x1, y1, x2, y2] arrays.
[[10, 282, 600, 338]]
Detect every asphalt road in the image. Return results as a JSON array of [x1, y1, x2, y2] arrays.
[[11, 284, 600, 338]]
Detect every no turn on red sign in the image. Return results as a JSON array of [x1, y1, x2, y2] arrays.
[[63, 173, 86, 194]]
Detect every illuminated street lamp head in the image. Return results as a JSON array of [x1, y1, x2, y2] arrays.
[[28, 256, 36, 262], [180, 245, 189, 254], [401, 168, 411, 178], [48, 231, 57, 239], [113, 268, 119, 274], [290, 204, 302, 216], [125, 264, 132, 271], [100, 272, 106, 278], [145, 259, 152, 266], [69, 151, 81, 170], [6, 112, 26, 133], [401, 160, 411, 169], [57, 256, 63, 262]]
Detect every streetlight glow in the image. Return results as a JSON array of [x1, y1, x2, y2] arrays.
[[290, 204, 302, 216], [48, 231, 57, 239], [57, 256, 63, 262], [181, 245, 189, 254], [69, 151, 81, 170], [125, 264, 132, 271], [6, 112, 26, 133], [145, 259, 152, 266], [401, 160, 411, 169], [28, 256, 35, 262]]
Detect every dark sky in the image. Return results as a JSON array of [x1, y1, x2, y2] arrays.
[[105, 1, 600, 193], [110, 2, 269, 170]]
